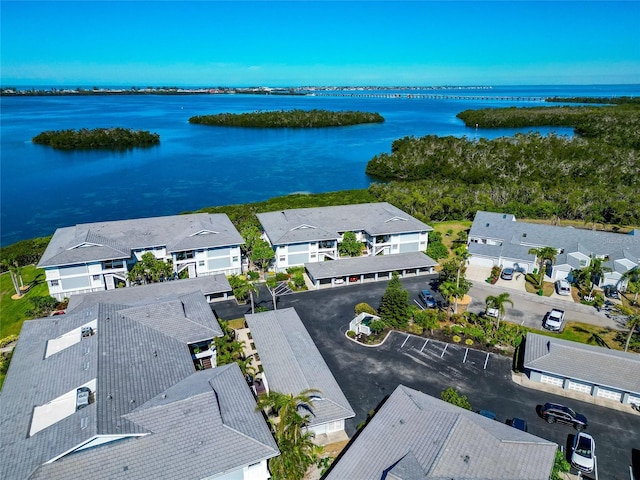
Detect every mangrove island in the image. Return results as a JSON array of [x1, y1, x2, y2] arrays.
[[32, 127, 160, 150], [188, 109, 385, 128]]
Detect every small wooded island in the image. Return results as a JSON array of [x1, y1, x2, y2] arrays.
[[189, 109, 385, 128], [32, 128, 160, 150]]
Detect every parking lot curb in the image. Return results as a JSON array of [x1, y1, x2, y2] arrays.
[[344, 329, 394, 348]]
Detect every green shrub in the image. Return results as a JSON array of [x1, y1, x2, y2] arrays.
[[347, 330, 356, 338], [275, 272, 289, 281], [407, 324, 423, 335], [0, 335, 18, 348], [247, 271, 260, 281], [291, 271, 305, 288], [440, 387, 472, 410], [355, 302, 377, 315]]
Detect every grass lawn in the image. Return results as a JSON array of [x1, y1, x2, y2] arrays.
[[524, 279, 554, 296], [226, 318, 246, 329], [534, 321, 623, 350], [431, 220, 472, 252], [1, 266, 49, 338]]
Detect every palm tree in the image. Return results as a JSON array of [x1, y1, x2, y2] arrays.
[[485, 292, 513, 329], [256, 389, 322, 480], [1, 257, 23, 296], [619, 266, 640, 304], [528, 246, 558, 288], [615, 304, 640, 352], [582, 257, 612, 296]]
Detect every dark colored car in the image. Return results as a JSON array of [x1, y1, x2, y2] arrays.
[[501, 268, 514, 280], [478, 409, 497, 420], [603, 285, 619, 299], [419, 289, 437, 308], [509, 418, 528, 432], [540, 402, 587, 430]]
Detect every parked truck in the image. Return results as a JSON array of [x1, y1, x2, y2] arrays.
[[544, 309, 565, 331]]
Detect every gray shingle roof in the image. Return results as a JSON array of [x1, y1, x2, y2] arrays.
[[469, 211, 640, 269], [67, 274, 232, 312], [28, 364, 279, 480], [325, 385, 557, 480], [524, 332, 640, 394], [257, 202, 432, 246], [38, 213, 243, 267], [245, 308, 355, 427], [305, 251, 437, 280], [1, 292, 225, 479]]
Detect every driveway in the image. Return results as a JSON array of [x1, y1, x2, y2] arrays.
[[211, 278, 639, 480]]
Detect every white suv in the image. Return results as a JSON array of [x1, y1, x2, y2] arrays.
[[555, 279, 571, 296]]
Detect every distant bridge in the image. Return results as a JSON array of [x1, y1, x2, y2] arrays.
[[308, 92, 546, 102]]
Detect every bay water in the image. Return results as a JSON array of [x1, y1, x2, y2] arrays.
[[1, 84, 638, 246]]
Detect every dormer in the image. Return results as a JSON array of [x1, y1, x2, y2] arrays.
[[30, 379, 97, 436], [45, 319, 98, 358], [67, 241, 103, 250], [290, 224, 316, 231], [191, 229, 218, 236], [384, 216, 407, 223]]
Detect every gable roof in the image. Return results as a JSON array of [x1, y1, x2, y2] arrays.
[[524, 332, 640, 394], [28, 364, 279, 480], [38, 213, 243, 268], [469, 211, 640, 271], [245, 308, 355, 427], [325, 385, 557, 480], [66, 274, 232, 312], [305, 251, 437, 281], [257, 203, 432, 246], [0, 292, 225, 479]]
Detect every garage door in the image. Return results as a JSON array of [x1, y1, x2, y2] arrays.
[[567, 381, 592, 394], [628, 395, 640, 405], [540, 374, 563, 387], [596, 388, 622, 401], [469, 256, 494, 267]]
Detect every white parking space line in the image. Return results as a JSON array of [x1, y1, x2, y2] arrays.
[[400, 334, 410, 348], [413, 299, 425, 310], [440, 343, 448, 358], [463, 348, 469, 363], [483, 352, 490, 369], [420, 339, 429, 352]]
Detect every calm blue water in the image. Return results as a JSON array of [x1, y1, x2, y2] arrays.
[[1, 84, 639, 246]]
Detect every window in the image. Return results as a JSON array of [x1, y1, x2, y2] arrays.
[[279, 256, 286, 262], [176, 251, 195, 261], [92, 275, 101, 281], [198, 260, 205, 267], [232, 256, 239, 262], [103, 259, 124, 270], [50, 279, 59, 287], [580, 260, 588, 267]]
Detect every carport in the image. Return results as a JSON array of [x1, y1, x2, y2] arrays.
[[304, 251, 437, 289]]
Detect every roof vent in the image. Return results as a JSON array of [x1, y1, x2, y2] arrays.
[[485, 223, 490, 227]]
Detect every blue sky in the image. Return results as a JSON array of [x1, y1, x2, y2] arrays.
[[1, 1, 639, 86]]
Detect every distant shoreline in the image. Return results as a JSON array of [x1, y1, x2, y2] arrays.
[[0, 85, 494, 97]]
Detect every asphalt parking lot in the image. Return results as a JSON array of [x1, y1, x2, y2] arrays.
[[212, 276, 640, 480]]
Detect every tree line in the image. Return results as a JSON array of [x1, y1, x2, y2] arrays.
[[189, 109, 385, 128], [32, 127, 160, 150], [365, 103, 640, 226]]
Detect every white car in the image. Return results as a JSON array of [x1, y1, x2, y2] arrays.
[[571, 432, 595, 473], [544, 309, 565, 331]]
